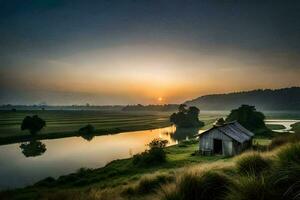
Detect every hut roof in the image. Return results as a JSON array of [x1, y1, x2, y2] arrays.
[[198, 121, 254, 143]]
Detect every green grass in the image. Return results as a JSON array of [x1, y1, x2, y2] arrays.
[[266, 124, 285, 130], [5, 139, 228, 199], [0, 110, 222, 145], [0, 110, 173, 144]]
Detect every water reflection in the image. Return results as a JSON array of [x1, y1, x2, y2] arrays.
[[80, 133, 95, 141], [171, 127, 199, 141], [20, 140, 47, 157], [0, 125, 199, 189]]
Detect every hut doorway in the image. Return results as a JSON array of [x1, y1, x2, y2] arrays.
[[213, 139, 222, 154]]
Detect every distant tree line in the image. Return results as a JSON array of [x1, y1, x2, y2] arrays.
[[122, 104, 179, 112]]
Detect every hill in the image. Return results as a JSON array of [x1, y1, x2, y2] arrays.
[[185, 87, 300, 110]]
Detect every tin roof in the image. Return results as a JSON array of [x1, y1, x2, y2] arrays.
[[199, 121, 254, 143]]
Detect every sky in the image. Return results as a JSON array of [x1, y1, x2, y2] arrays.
[[0, 0, 299, 105]]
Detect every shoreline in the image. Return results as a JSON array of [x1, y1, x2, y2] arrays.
[[0, 123, 172, 146]]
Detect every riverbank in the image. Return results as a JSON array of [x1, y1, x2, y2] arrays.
[[1, 139, 228, 199], [1, 133, 280, 200], [0, 122, 172, 145]]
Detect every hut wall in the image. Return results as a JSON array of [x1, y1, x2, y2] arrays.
[[199, 129, 233, 156]]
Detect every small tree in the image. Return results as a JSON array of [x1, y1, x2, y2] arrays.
[[170, 105, 204, 128], [21, 115, 46, 135], [226, 104, 266, 131], [133, 138, 168, 166], [78, 124, 95, 141]]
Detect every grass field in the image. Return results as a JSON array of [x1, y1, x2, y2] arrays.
[[0, 110, 225, 145], [0, 110, 172, 136]]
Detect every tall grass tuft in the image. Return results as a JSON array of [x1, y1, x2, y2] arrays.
[[160, 171, 232, 200], [226, 175, 274, 200], [269, 134, 300, 150], [236, 153, 271, 176], [277, 143, 300, 166], [123, 173, 174, 196], [270, 163, 300, 200]]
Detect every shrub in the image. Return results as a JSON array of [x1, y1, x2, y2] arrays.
[[236, 154, 271, 176], [174, 171, 232, 200], [133, 139, 168, 166], [133, 147, 166, 166], [226, 175, 274, 200]]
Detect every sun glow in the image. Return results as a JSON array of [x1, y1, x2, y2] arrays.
[[158, 97, 163, 102]]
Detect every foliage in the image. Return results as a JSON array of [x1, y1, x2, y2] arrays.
[[21, 115, 46, 135], [236, 154, 271, 176], [148, 138, 168, 148], [170, 104, 204, 128], [133, 138, 168, 166], [19, 140, 47, 157], [78, 124, 95, 141], [225, 104, 266, 131]]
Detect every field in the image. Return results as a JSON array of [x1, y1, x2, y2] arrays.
[[0, 110, 227, 145]]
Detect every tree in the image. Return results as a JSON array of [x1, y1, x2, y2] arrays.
[[170, 105, 204, 128], [133, 138, 168, 166], [78, 124, 95, 141], [21, 115, 46, 135], [225, 104, 266, 131], [178, 104, 187, 113]]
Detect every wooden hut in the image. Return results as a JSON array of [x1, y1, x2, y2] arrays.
[[198, 121, 254, 156]]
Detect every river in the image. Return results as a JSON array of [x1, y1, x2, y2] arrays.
[[0, 126, 203, 189]]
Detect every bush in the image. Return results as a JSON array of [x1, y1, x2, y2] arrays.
[[167, 171, 232, 200], [133, 139, 168, 166], [236, 154, 271, 176], [133, 147, 166, 166], [226, 176, 274, 200]]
